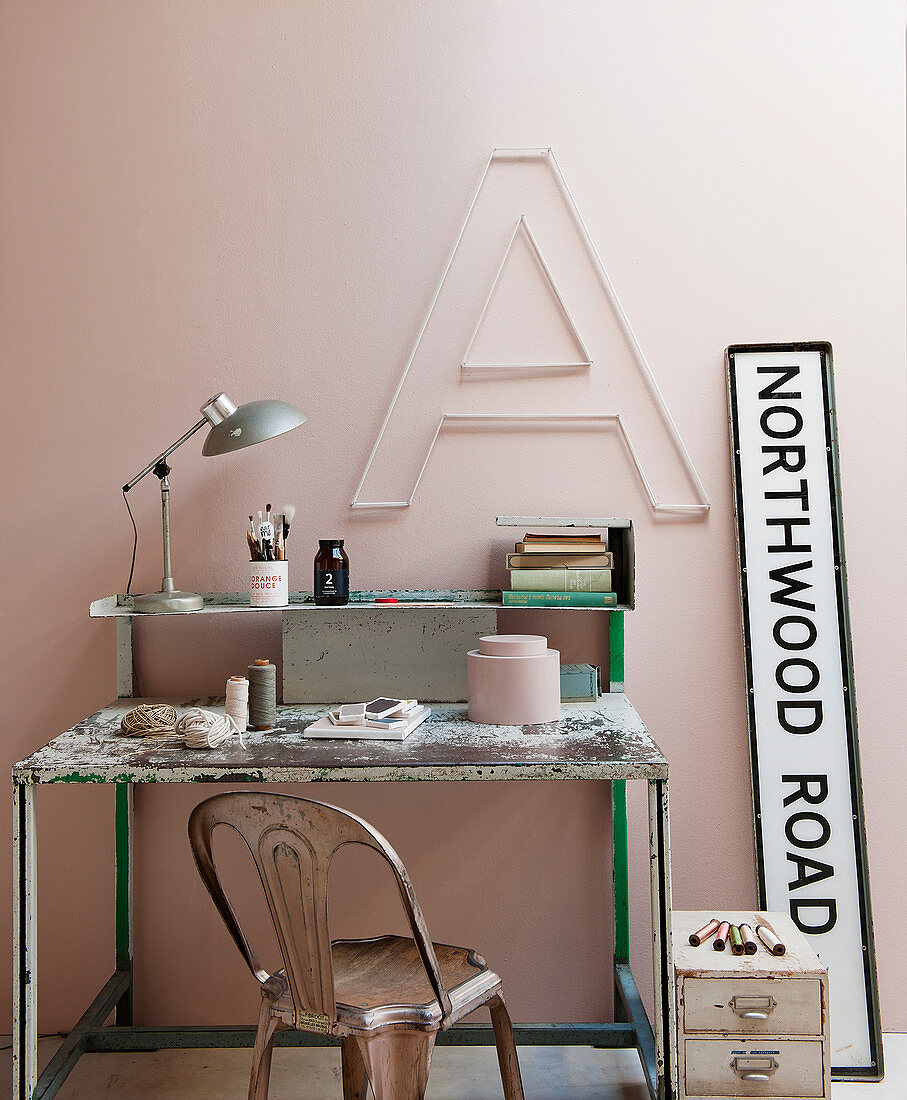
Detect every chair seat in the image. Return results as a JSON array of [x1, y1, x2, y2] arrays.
[[273, 935, 503, 1032]]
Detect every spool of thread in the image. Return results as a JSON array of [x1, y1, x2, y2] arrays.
[[756, 923, 786, 956], [247, 659, 277, 731], [226, 676, 249, 733], [739, 923, 758, 955], [689, 919, 720, 947]]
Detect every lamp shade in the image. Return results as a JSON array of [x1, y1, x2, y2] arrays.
[[200, 395, 308, 457]]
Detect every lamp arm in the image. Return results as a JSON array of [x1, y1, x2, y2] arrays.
[[122, 417, 208, 492]]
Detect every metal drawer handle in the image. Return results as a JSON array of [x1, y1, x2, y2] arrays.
[[731, 1055, 779, 1081], [730, 994, 776, 1020]]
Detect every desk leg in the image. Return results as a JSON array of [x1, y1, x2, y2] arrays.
[[648, 778, 675, 1100], [116, 617, 134, 699], [612, 779, 630, 1023], [13, 780, 37, 1100], [115, 783, 134, 1025]]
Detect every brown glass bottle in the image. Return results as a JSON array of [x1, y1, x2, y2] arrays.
[[314, 539, 349, 605]]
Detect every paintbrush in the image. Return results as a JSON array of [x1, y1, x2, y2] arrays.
[[265, 504, 275, 561], [274, 513, 284, 560], [248, 516, 261, 561], [257, 509, 271, 562], [282, 504, 296, 547]]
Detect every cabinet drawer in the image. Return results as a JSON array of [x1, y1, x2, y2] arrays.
[[684, 1038, 825, 1098], [683, 977, 822, 1036]]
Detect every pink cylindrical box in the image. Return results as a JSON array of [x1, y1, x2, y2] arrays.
[[478, 634, 546, 657], [467, 634, 560, 725]]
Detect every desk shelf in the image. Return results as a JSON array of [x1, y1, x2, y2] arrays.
[[91, 522, 635, 617], [90, 591, 631, 616]]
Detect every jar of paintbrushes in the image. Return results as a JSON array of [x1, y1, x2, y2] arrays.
[[248, 504, 294, 607]]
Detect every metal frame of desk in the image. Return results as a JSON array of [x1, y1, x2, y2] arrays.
[[13, 607, 675, 1100]]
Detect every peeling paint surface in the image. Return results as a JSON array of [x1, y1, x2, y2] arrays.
[[91, 591, 507, 617], [13, 695, 667, 784]]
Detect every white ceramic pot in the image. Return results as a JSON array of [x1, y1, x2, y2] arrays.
[[250, 561, 289, 607]]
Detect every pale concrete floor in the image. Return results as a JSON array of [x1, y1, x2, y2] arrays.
[[2, 1033, 905, 1098]]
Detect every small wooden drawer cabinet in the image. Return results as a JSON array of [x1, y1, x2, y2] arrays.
[[674, 911, 830, 1100]]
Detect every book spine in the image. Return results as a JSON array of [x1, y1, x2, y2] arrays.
[[506, 552, 614, 568], [509, 568, 612, 592], [516, 543, 606, 554], [501, 591, 618, 607]]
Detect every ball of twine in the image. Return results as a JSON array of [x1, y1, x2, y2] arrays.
[[120, 703, 178, 738], [176, 707, 246, 750]]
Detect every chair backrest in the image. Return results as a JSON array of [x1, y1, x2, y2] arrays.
[[188, 791, 451, 1029]]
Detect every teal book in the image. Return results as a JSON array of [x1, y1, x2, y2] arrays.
[[501, 590, 618, 607], [509, 568, 612, 593]]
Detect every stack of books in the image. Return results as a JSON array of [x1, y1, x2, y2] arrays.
[[304, 700, 431, 741], [502, 532, 618, 607]]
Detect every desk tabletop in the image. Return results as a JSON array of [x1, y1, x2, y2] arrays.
[[13, 695, 667, 784]]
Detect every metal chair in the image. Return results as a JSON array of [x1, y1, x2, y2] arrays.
[[188, 791, 525, 1100]]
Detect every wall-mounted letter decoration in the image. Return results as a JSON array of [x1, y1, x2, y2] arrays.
[[352, 147, 710, 514], [728, 342, 882, 1081], [461, 214, 592, 375]]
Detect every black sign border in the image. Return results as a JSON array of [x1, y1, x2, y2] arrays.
[[727, 341, 883, 1080]]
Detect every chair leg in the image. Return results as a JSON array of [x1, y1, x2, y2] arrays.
[[341, 1035, 370, 1100], [356, 1028, 437, 1100], [248, 996, 282, 1100], [489, 993, 525, 1100]]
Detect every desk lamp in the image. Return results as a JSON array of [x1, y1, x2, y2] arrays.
[[123, 392, 307, 613]]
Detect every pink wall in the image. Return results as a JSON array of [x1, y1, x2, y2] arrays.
[[1, 0, 904, 1037]]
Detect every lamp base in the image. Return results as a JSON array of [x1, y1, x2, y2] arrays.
[[132, 590, 205, 613]]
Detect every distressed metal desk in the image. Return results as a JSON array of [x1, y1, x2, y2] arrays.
[[13, 695, 674, 1099]]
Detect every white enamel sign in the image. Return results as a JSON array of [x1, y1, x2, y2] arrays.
[[727, 343, 882, 1078]]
